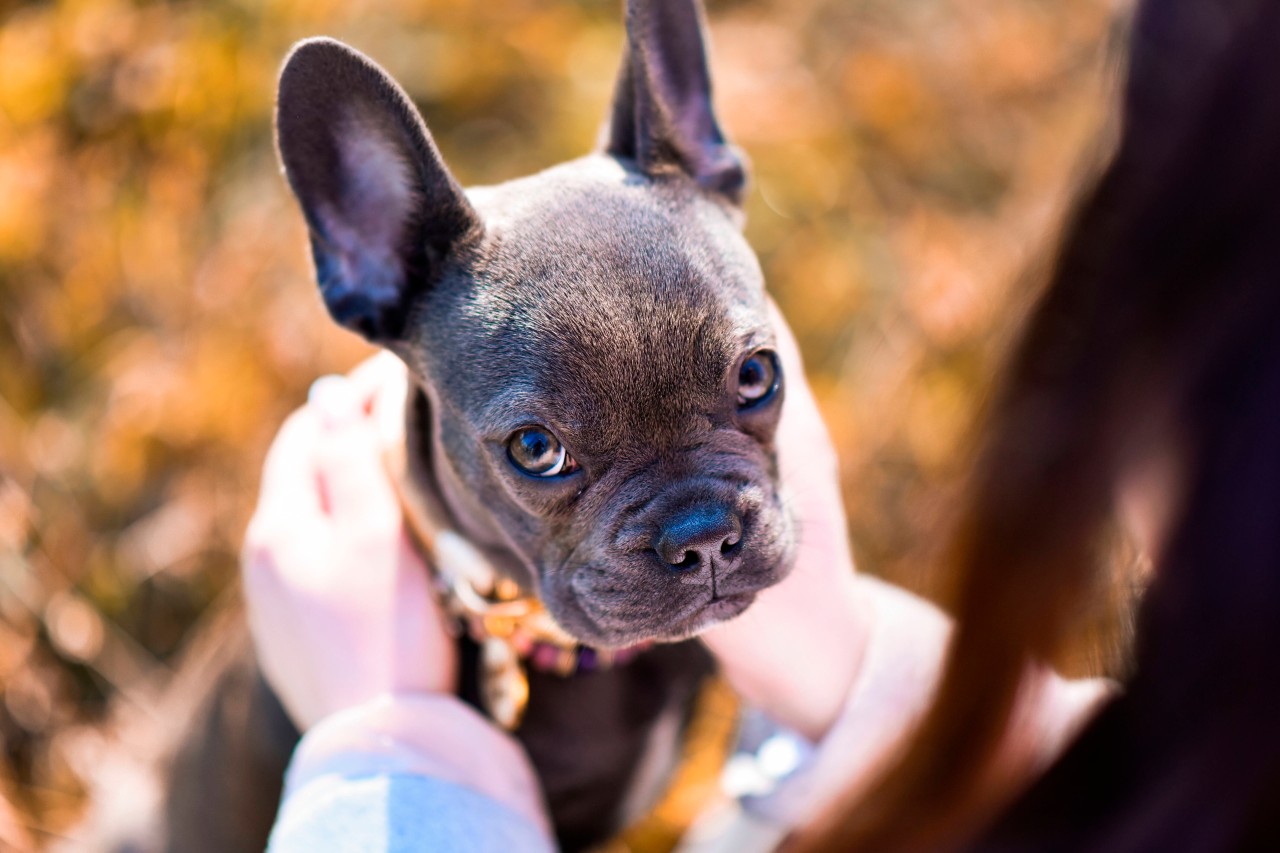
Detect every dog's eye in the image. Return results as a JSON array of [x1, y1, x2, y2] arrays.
[[737, 350, 781, 409], [508, 427, 576, 477]]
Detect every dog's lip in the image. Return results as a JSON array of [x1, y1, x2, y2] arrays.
[[564, 587, 758, 647], [562, 555, 786, 641], [711, 574, 775, 599], [704, 591, 756, 619], [667, 591, 756, 636]]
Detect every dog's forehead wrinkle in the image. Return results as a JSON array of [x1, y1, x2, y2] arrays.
[[423, 174, 773, 447], [467, 156, 758, 291]]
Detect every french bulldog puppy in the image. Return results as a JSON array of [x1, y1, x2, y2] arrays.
[[161, 0, 796, 849]]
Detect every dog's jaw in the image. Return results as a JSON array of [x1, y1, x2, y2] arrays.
[[550, 514, 797, 649]]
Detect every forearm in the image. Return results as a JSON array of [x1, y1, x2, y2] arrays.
[[702, 567, 874, 741], [741, 575, 950, 823], [270, 694, 554, 852], [732, 575, 1113, 827]]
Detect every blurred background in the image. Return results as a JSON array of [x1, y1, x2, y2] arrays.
[[0, 0, 1124, 846]]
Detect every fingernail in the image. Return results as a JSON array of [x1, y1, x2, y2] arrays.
[[308, 374, 360, 429]]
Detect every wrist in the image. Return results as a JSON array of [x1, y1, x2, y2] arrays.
[[828, 575, 952, 752], [741, 576, 953, 827], [284, 693, 550, 835]]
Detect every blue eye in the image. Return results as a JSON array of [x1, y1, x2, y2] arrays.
[[737, 350, 780, 409], [507, 427, 576, 477]]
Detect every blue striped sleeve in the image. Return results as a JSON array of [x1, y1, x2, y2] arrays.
[[269, 773, 557, 853]]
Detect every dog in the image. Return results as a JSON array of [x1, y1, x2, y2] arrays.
[[160, 0, 795, 849]]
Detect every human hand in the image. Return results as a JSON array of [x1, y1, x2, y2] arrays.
[[242, 354, 457, 730], [701, 302, 873, 741]]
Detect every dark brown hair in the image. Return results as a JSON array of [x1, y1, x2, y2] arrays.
[[802, 0, 1280, 848]]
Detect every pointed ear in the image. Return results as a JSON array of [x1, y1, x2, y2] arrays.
[[603, 0, 746, 203], [275, 38, 480, 342]]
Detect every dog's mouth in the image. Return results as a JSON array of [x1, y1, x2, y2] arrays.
[[547, 558, 786, 649], [567, 591, 758, 648], [505, 471, 798, 649], [667, 591, 757, 637]]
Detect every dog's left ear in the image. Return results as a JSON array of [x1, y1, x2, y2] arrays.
[[603, 0, 746, 204]]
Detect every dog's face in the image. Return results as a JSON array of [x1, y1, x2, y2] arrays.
[[410, 159, 794, 647], [275, 0, 795, 648]]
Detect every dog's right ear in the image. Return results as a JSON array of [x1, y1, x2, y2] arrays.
[[275, 38, 479, 342]]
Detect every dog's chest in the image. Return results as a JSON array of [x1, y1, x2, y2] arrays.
[[457, 635, 716, 851]]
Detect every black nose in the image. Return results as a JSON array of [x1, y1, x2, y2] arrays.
[[654, 504, 743, 571]]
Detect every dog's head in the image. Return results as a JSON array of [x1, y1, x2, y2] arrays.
[[275, 0, 795, 648]]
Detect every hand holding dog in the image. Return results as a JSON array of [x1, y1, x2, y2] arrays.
[[701, 303, 873, 741], [242, 355, 457, 730]]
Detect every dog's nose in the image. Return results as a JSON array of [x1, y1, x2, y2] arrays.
[[654, 504, 743, 571]]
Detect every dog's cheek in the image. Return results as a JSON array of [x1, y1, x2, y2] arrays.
[[742, 496, 797, 585], [539, 571, 608, 644], [770, 503, 800, 581]]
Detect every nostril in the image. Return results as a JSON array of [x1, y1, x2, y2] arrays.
[[653, 502, 744, 571], [650, 547, 702, 570]]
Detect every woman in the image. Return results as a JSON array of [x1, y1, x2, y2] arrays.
[[245, 0, 1280, 847], [802, 0, 1280, 847]]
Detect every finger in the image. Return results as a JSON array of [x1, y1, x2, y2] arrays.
[[309, 375, 400, 524], [344, 357, 411, 466], [768, 299, 837, 463], [319, 361, 408, 450], [347, 351, 409, 406], [767, 298, 805, 371], [371, 373, 408, 451], [257, 407, 325, 518], [349, 355, 410, 451], [768, 299, 821, 412]]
